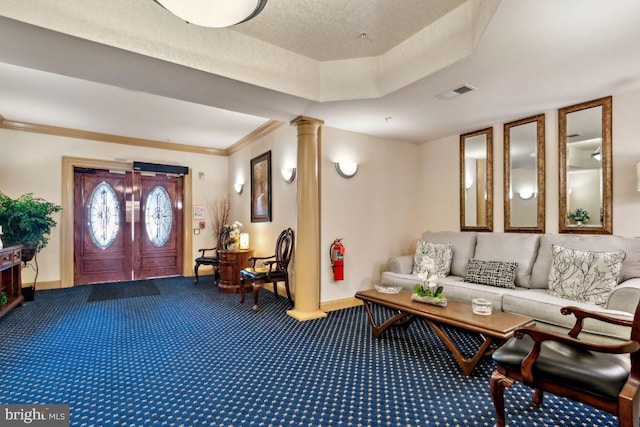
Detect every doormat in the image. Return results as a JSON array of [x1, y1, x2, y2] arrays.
[[88, 280, 160, 302]]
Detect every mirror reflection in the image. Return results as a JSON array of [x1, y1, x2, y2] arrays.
[[559, 96, 612, 234], [460, 128, 493, 231], [504, 114, 545, 232]]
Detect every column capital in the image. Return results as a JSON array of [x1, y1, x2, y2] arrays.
[[290, 116, 324, 127]]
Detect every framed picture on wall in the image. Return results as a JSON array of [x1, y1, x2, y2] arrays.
[[251, 150, 272, 222]]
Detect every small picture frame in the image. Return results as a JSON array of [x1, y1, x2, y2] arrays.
[[251, 150, 272, 222], [193, 205, 205, 220]]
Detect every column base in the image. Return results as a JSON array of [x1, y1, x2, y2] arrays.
[[286, 309, 327, 321]]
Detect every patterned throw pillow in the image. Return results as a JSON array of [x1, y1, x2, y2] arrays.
[[464, 259, 518, 289], [412, 241, 453, 279], [547, 245, 626, 305]]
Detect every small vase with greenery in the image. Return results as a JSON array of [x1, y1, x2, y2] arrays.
[[567, 208, 590, 225], [0, 192, 62, 261], [411, 272, 447, 307]]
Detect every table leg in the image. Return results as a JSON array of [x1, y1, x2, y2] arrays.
[[361, 302, 414, 338], [425, 319, 495, 376]]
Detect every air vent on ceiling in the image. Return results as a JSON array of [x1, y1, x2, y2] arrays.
[[435, 84, 477, 101]]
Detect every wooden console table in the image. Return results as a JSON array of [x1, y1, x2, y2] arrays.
[[0, 245, 24, 320], [355, 289, 534, 376], [218, 249, 254, 294]]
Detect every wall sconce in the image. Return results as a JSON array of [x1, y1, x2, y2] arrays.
[[465, 177, 474, 190], [518, 190, 535, 200], [335, 161, 359, 179], [281, 167, 296, 183], [234, 183, 244, 194], [239, 233, 249, 249]]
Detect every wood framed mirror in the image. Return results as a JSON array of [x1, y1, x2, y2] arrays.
[[559, 96, 612, 234], [504, 114, 545, 233], [460, 127, 493, 232]]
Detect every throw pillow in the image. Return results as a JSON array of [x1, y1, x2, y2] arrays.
[[547, 245, 626, 305], [412, 241, 453, 279], [464, 259, 518, 289]]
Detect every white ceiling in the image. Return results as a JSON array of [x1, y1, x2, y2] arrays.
[[233, 0, 468, 61], [0, 0, 640, 150]]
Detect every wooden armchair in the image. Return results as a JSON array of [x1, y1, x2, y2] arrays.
[[239, 228, 294, 312], [194, 228, 229, 285], [490, 302, 640, 427]]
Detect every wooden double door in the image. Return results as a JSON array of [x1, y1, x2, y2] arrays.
[[73, 168, 183, 285]]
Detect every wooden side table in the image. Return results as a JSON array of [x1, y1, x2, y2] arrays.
[[218, 249, 254, 293], [0, 245, 24, 319]]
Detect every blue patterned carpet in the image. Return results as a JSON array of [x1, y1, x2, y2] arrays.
[[0, 277, 617, 426]]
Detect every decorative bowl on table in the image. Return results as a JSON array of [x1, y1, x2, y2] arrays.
[[472, 298, 493, 315], [375, 285, 402, 294]]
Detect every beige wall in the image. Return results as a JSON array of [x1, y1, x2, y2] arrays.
[[320, 127, 419, 302], [418, 88, 640, 238], [227, 123, 299, 290], [3, 86, 640, 303], [0, 129, 228, 287], [227, 124, 419, 304]]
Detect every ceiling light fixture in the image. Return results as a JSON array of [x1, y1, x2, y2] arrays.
[[591, 146, 602, 161], [154, 0, 268, 28]]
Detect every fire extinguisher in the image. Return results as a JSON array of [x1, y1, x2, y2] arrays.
[[330, 238, 345, 281]]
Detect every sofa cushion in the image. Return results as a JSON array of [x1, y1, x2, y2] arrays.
[[420, 231, 477, 277], [502, 289, 633, 340], [436, 277, 508, 311], [380, 272, 464, 291], [464, 259, 518, 289], [547, 245, 626, 306], [473, 233, 540, 287], [530, 234, 640, 289], [412, 241, 453, 278]]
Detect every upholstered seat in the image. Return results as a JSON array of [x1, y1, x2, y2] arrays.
[[493, 335, 630, 401], [490, 304, 640, 427], [240, 268, 288, 285], [240, 228, 294, 312], [194, 228, 228, 285]]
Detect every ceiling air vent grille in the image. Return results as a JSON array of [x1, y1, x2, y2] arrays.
[[435, 84, 477, 101]]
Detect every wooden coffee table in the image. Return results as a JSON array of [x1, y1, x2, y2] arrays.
[[355, 289, 535, 376]]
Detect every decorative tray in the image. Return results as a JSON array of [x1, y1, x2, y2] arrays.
[[375, 285, 402, 294]]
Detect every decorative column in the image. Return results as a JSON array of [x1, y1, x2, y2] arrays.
[[288, 116, 327, 321]]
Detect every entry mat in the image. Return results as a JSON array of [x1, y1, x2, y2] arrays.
[[87, 279, 161, 302]]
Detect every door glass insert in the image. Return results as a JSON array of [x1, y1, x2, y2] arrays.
[[88, 181, 120, 249], [145, 185, 173, 247]]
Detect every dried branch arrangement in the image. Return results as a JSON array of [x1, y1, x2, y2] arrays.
[[211, 195, 230, 241]]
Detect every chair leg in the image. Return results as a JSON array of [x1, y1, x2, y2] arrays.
[[490, 370, 515, 427], [239, 276, 246, 304], [532, 389, 544, 406], [253, 283, 260, 312], [618, 381, 640, 427], [273, 282, 279, 299], [194, 262, 201, 284], [284, 279, 292, 305]]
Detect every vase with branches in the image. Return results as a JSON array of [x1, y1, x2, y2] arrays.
[[211, 195, 230, 242]]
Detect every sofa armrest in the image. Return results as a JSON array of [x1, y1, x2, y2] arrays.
[[386, 255, 414, 274], [607, 277, 640, 313]]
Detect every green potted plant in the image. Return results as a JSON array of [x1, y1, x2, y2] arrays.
[[0, 192, 62, 258], [567, 208, 590, 226], [0, 192, 61, 300]]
